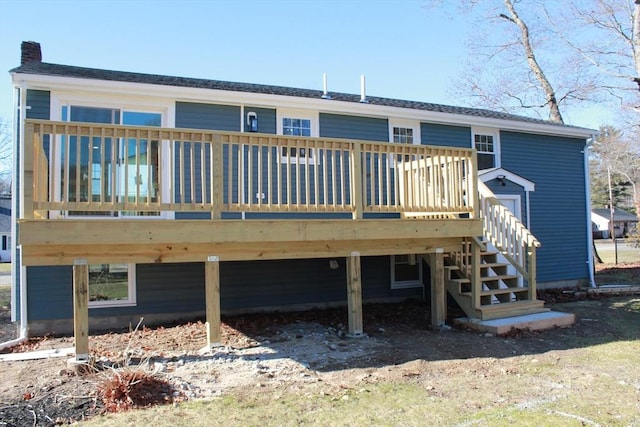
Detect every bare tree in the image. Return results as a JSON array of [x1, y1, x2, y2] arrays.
[[591, 126, 640, 215], [499, 0, 563, 122], [438, 0, 601, 124], [0, 117, 12, 196], [546, 0, 640, 121], [428, 0, 640, 123]]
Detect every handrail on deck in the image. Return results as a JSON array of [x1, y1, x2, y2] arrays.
[[477, 180, 540, 298], [23, 119, 478, 219]]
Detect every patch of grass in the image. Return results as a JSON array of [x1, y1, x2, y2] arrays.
[[80, 296, 640, 427], [596, 245, 640, 264]]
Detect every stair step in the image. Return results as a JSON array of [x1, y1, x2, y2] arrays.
[[462, 287, 528, 297], [481, 274, 518, 282], [447, 274, 518, 285], [480, 262, 509, 269], [477, 300, 547, 320]]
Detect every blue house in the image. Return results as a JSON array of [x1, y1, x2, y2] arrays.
[[9, 42, 593, 358]]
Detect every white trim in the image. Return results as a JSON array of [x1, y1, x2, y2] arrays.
[[584, 140, 596, 287], [388, 118, 421, 145], [50, 94, 172, 220], [88, 263, 137, 309], [12, 72, 596, 139], [472, 126, 501, 169], [277, 109, 319, 165], [390, 255, 423, 289], [478, 168, 535, 192]]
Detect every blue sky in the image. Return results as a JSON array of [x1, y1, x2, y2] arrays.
[[0, 0, 607, 129]]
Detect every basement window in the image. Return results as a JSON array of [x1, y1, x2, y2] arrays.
[[390, 255, 423, 289], [88, 263, 137, 308]]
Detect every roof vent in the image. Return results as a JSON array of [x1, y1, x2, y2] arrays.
[[21, 41, 42, 65], [321, 73, 331, 99], [360, 75, 368, 103]]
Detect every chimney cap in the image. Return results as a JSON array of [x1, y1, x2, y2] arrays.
[[21, 41, 42, 65]]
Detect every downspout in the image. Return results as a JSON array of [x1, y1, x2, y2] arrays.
[[584, 136, 597, 288], [0, 82, 29, 350]]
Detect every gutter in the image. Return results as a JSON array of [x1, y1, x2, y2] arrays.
[[584, 136, 597, 288], [0, 82, 29, 350]]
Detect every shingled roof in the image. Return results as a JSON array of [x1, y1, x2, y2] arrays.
[[11, 60, 591, 132]]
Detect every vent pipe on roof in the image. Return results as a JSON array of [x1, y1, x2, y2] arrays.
[[360, 75, 368, 103], [321, 73, 331, 99], [21, 41, 42, 65]]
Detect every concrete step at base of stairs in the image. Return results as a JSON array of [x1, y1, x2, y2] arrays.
[[454, 310, 575, 335]]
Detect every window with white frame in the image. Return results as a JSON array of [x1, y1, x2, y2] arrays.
[[88, 263, 136, 308], [392, 127, 414, 144], [389, 119, 420, 145], [389, 120, 420, 167], [59, 105, 162, 217], [391, 255, 423, 289], [279, 115, 317, 164], [473, 128, 500, 170]]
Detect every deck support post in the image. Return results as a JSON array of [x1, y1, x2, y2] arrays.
[[72, 259, 90, 362], [346, 252, 364, 337], [204, 256, 222, 350], [527, 246, 537, 300], [428, 249, 446, 328], [471, 239, 482, 310]]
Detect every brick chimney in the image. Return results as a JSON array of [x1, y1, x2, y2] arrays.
[[21, 41, 42, 65]]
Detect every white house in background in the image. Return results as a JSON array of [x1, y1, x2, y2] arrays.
[[0, 197, 10, 262], [592, 208, 638, 239]]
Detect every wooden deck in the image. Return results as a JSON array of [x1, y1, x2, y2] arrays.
[[19, 120, 530, 361]]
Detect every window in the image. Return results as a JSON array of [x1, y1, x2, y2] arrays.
[[473, 128, 500, 170], [277, 111, 318, 165], [88, 263, 136, 308], [391, 255, 423, 289], [280, 117, 315, 164], [389, 120, 420, 167], [60, 105, 162, 217], [393, 127, 414, 144]]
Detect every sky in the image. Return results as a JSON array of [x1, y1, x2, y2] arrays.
[[0, 0, 610, 130]]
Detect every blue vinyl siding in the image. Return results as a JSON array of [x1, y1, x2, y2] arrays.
[[26, 258, 420, 321], [17, 91, 51, 321], [244, 106, 276, 134], [27, 266, 72, 320], [501, 131, 588, 283], [319, 113, 389, 141], [26, 90, 50, 119], [421, 123, 471, 148], [175, 102, 240, 131], [174, 102, 240, 204]]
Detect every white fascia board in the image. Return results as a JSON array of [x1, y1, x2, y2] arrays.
[[479, 168, 535, 191], [12, 72, 595, 139]]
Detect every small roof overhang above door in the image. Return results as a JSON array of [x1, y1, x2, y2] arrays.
[[479, 168, 535, 192]]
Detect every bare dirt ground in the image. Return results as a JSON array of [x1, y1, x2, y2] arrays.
[[0, 264, 639, 426]]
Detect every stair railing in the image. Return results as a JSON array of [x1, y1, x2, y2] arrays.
[[477, 180, 540, 300]]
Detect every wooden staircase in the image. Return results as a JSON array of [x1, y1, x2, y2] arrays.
[[443, 241, 547, 320], [436, 180, 547, 321]]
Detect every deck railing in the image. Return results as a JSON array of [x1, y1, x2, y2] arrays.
[[477, 180, 540, 298], [24, 120, 477, 219]]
